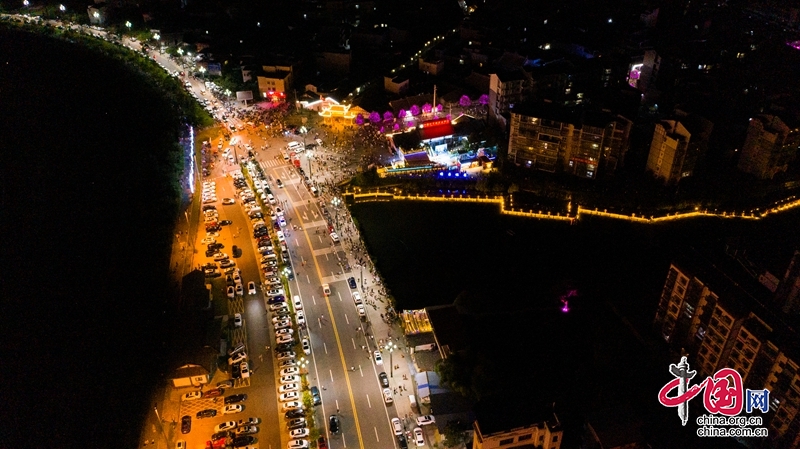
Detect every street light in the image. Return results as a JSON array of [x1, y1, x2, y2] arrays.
[[125, 21, 132, 30], [153, 32, 160, 41], [59, 4, 65, 11], [23, 0, 29, 7], [387, 341, 398, 377], [199, 65, 206, 80]]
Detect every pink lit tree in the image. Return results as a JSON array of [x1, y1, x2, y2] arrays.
[[410, 104, 420, 116], [383, 111, 394, 121], [398, 109, 407, 119], [478, 94, 489, 106], [459, 95, 471, 108], [369, 111, 381, 123], [355, 113, 365, 125], [422, 103, 432, 114], [436, 104, 443, 112], [393, 123, 400, 130]]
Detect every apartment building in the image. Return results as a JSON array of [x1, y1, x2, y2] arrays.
[[257, 65, 294, 101], [507, 103, 631, 179], [646, 120, 693, 184], [488, 69, 532, 126], [738, 115, 800, 179], [473, 415, 562, 449], [653, 250, 800, 448]]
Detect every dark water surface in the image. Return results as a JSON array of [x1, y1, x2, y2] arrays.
[[1, 28, 181, 448]]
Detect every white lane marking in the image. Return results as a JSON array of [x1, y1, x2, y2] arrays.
[[366, 394, 372, 408], [324, 342, 328, 354], [352, 338, 357, 349], [345, 314, 350, 325], [374, 426, 380, 441], [330, 370, 334, 382], [312, 295, 316, 305], [337, 291, 342, 301]]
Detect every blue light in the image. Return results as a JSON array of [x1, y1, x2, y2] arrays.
[[439, 172, 444, 176], [448, 173, 452, 177]]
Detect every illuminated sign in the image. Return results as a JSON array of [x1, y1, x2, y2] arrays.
[[419, 119, 451, 129]]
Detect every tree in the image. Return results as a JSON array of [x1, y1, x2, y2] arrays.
[[459, 95, 471, 108], [383, 111, 394, 121], [355, 114, 365, 125], [369, 111, 381, 123], [422, 103, 432, 114], [398, 109, 407, 119], [442, 421, 469, 448], [410, 104, 420, 116]]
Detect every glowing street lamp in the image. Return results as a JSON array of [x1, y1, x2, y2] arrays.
[[23, 0, 29, 7], [198, 65, 206, 79], [125, 21, 132, 30], [59, 4, 65, 11], [387, 341, 398, 377], [153, 32, 160, 41], [177, 48, 184, 56], [93, 11, 99, 19]]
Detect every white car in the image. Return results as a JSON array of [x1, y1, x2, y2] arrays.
[[276, 328, 294, 337], [247, 281, 257, 295], [274, 320, 292, 330], [290, 428, 310, 439], [269, 303, 287, 311], [413, 427, 424, 446], [229, 352, 247, 365], [215, 421, 237, 432], [277, 231, 285, 242], [227, 286, 235, 299], [392, 418, 403, 435], [330, 232, 340, 243], [279, 217, 287, 227], [322, 284, 331, 296], [201, 237, 216, 245], [267, 288, 285, 297], [374, 351, 383, 365], [235, 284, 244, 296], [213, 252, 229, 261], [277, 351, 296, 361], [352, 292, 362, 304], [282, 401, 303, 411], [280, 367, 300, 376], [296, 310, 306, 326], [276, 333, 294, 344], [235, 425, 258, 435], [280, 375, 301, 384], [279, 383, 299, 393], [224, 404, 243, 414], [288, 440, 309, 449], [240, 361, 250, 379], [181, 391, 202, 401], [383, 388, 393, 404], [233, 272, 242, 284], [280, 391, 301, 402], [357, 304, 366, 317], [416, 415, 436, 426], [222, 198, 235, 205], [233, 313, 243, 328], [293, 295, 303, 310], [275, 207, 284, 217], [302, 337, 311, 355]]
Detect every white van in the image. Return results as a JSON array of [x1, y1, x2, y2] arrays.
[[310, 186, 318, 197], [268, 194, 276, 204], [287, 141, 303, 151]]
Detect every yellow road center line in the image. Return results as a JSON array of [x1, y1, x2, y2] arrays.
[[289, 199, 365, 449]]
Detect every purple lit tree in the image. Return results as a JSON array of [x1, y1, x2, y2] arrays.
[[383, 111, 394, 121], [410, 104, 420, 116], [459, 95, 471, 108], [355, 113, 365, 125], [436, 104, 443, 112], [422, 103, 432, 114], [369, 111, 381, 123], [379, 126, 385, 133], [398, 109, 407, 119], [478, 94, 489, 106], [393, 123, 400, 130]]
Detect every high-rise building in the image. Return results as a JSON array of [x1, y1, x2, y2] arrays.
[[738, 115, 800, 179], [646, 120, 693, 184], [473, 413, 562, 449], [653, 249, 800, 448], [488, 69, 533, 127], [507, 103, 631, 179]]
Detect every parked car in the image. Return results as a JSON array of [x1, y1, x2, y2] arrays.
[[224, 404, 244, 414], [379, 372, 390, 388], [329, 415, 340, 434], [196, 409, 217, 419], [247, 281, 257, 295], [383, 388, 393, 404], [374, 351, 383, 365], [285, 409, 306, 419], [416, 415, 436, 426], [392, 418, 403, 435], [225, 394, 247, 404], [204, 388, 224, 398], [182, 391, 202, 401], [181, 415, 191, 434], [215, 421, 237, 432], [413, 427, 425, 446]]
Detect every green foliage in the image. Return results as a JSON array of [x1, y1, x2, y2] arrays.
[[442, 421, 469, 448], [434, 350, 492, 401]]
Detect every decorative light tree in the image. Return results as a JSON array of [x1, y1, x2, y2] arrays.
[[410, 104, 420, 116], [369, 111, 381, 124], [393, 123, 400, 130], [436, 104, 443, 112], [478, 94, 489, 106], [422, 103, 432, 114], [459, 95, 471, 108], [383, 111, 394, 122], [398, 109, 407, 120], [355, 113, 365, 125]]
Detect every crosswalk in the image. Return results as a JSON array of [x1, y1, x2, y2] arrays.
[[260, 159, 285, 170]]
